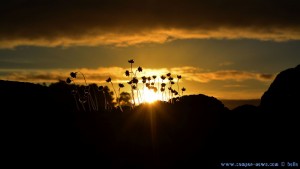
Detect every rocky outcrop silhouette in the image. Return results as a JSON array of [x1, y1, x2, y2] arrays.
[[260, 64, 300, 113]]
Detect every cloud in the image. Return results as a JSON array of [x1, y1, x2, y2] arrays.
[[1, 0, 300, 48], [0, 66, 274, 84], [170, 67, 275, 83]]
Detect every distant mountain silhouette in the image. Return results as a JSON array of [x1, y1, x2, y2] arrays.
[[221, 99, 260, 110], [260, 64, 300, 114]]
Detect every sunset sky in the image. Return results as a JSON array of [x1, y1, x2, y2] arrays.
[[1, 0, 300, 99]]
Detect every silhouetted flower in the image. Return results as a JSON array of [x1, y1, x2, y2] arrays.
[[138, 66, 143, 72], [182, 87, 186, 92], [142, 79, 147, 84], [161, 83, 166, 87], [132, 77, 138, 84], [171, 81, 175, 85], [128, 59, 134, 64], [161, 88, 165, 92], [152, 75, 157, 79], [66, 77, 72, 84], [125, 70, 130, 76], [174, 91, 179, 95], [168, 87, 172, 90], [106, 77, 111, 83], [177, 75, 182, 79], [142, 76, 147, 80], [167, 73, 171, 77], [70, 72, 77, 78], [132, 85, 137, 90], [147, 77, 151, 81], [168, 77, 173, 81], [128, 80, 133, 85], [151, 82, 155, 86], [119, 83, 124, 88], [161, 75, 166, 80]]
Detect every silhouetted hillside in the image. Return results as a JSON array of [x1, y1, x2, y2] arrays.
[[1, 74, 299, 168], [260, 64, 300, 114]]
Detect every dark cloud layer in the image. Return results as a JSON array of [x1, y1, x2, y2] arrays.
[[1, 0, 300, 47]]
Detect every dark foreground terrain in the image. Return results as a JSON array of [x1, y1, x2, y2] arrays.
[[1, 65, 299, 168]]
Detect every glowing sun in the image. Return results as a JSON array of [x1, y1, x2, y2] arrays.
[[143, 89, 160, 103]]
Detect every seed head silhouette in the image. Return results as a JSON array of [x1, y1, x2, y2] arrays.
[[161, 75, 166, 80], [138, 66, 143, 72], [167, 73, 171, 77], [119, 83, 124, 88], [128, 59, 134, 64], [132, 85, 137, 90], [66, 77, 72, 84], [132, 77, 139, 84], [106, 77, 112, 83], [70, 72, 77, 78], [125, 70, 130, 76]]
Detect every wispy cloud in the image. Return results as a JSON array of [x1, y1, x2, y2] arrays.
[[1, 0, 300, 48], [0, 66, 275, 83]]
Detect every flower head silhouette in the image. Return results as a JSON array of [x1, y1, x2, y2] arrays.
[[177, 75, 182, 79], [161, 75, 166, 80], [132, 85, 137, 90], [66, 77, 72, 84], [138, 66, 143, 72], [147, 77, 151, 81], [166, 73, 171, 77], [168, 77, 174, 81], [128, 59, 134, 64], [70, 72, 77, 78], [181, 87, 186, 95], [152, 75, 157, 79], [106, 77, 112, 83], [119, 83, 124, 88], [171, 81, 175, 85], [125, 70, 130, 76], [132, 77, 139, 84], [128, 80, 133, 85], [161, 83, 166, 87]]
